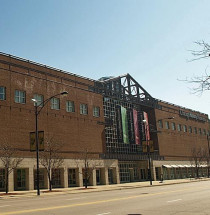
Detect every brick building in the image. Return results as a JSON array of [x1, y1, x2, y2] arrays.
[[0, 52, 209, 192]]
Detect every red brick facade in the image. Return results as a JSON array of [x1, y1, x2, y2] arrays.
[[0, 53, 105, 159]]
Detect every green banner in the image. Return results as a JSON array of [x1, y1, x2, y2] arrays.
[[121, 106, 129, 144]]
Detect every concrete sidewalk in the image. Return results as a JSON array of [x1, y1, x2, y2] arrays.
[[0, 178, 209, 199]]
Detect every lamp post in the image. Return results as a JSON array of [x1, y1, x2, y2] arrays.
[[142, 119, 152, 185], [32, 91, 68, 196], [143, 116, 175, 185]]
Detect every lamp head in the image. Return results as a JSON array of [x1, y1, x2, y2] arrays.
[[142, 119, 147, 124], [31, 98, 38, 103], [61, 91, 68, 95], [168, 117, 175, 120]]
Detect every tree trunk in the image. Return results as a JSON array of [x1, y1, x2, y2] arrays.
[[196, 167, 199, 178], [5, 168, 9, 194], [48, 172, 52, 191], [85, 169, 88, 189]]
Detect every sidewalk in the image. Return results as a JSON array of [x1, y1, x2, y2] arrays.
[[0, 178, 209, 199]]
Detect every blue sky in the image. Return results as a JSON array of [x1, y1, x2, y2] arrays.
[[1, 0, 210, 115]]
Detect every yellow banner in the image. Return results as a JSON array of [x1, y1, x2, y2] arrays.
[[142, 140, 154, 153]]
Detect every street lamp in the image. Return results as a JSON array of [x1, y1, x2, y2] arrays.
[[142, 119, 152, 185], [32, 91, 68, 196], [143, 116, 175, 185]]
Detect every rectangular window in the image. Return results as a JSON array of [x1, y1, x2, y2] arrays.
[[51, 97, 60, 110], [165, 121, 170, 129], [66, 101, 75, 112], [0, 87, 6, 100], [177, 124, 182, 131], [171, 122, 176, 130], [80, 104, 88, 115], [199, 128, 202, 135], [203, 129, 206, 135], [33, 94, 44, 107], [93, 106, 100, 117], [183, 125, 187, 132], [158, 120, 163, 129], [194, 127, 197, 134], [189, 126, 192, 133], [0, 169, 5, 190], [15, 90, 26, 104]]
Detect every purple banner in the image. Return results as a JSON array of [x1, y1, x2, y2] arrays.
[[133, 109, 140, 145]]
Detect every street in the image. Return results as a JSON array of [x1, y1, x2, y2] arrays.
[[0, 181, 210, 215]]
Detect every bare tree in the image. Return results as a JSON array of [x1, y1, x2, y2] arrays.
[[190, 41, 210, 61], [190, 147, 206, 178], [75, 149, 102, 189], [39, 138, 64, 191], [0, 141, 23, 193], [184, 40, 210, 94]]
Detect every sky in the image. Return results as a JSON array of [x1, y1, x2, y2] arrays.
[[1, 0, 210, 115]]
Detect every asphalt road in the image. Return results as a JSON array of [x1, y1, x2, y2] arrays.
[[1, 181, 210, 215]]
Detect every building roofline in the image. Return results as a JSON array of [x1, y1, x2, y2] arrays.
[[0, 52, 96, 83], [157, 99, 208, 117]]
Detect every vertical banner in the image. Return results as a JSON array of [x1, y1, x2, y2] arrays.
[[29, 131, 44, 151], [143, 112, 150, 142], [30, 132, 36, 151], [133, 109, 140, 145], [121, 106, 129, 144], [38, 131, 44, 151]]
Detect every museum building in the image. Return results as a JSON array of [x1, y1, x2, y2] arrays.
[[0, 52, 209, 192]]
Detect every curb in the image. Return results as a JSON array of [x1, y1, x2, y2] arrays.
[[0, 178, 210, 199]]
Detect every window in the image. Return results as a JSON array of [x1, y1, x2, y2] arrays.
[[171, 122, 176, 130], [0, 87, 6, 100], [177, 124, 182, 131], [189, 126, 192, 133], [93, 106, 100, 117], [165, 121, 170, 129], [158, 120, 163, 129], [51, 98, 60, 110], [183, 125, 187, 132], [194, 127, 197, 134], [199, 128, 202, 135], [80, 104, 88, 115], [15, 90, 26, 104], [203, 129, 206, 135], [66, 101, 75, 112], [33, 94, 43, 107]]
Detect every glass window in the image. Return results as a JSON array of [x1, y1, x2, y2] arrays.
[[93, 106, 100, 117], [199, 128, 202, 135], [203, 129, 206, 135], [33, 94, 43, 107], [183, 125, 187, 132], [66, 101, 75, 112], [165, 121, 170, 129], [80, 104, 88, 115], [189, 126, 192, 133], [51, 97, 60, 110], [171, 122, 176, 130], [158, 120, 163, 129], [177, 124, 182, 131], [194, 127, 197, 134], [0, 87, 6, 100], [15, 90, 26, 104], [0, 169, 5, 190]]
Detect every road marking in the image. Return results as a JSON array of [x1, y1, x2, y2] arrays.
[[0, 186, 206, 215], [167, 199, 182, 203], [97, 212, 111, 215], [0, 205, 10, 208], [66, 197, 86, 201]]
